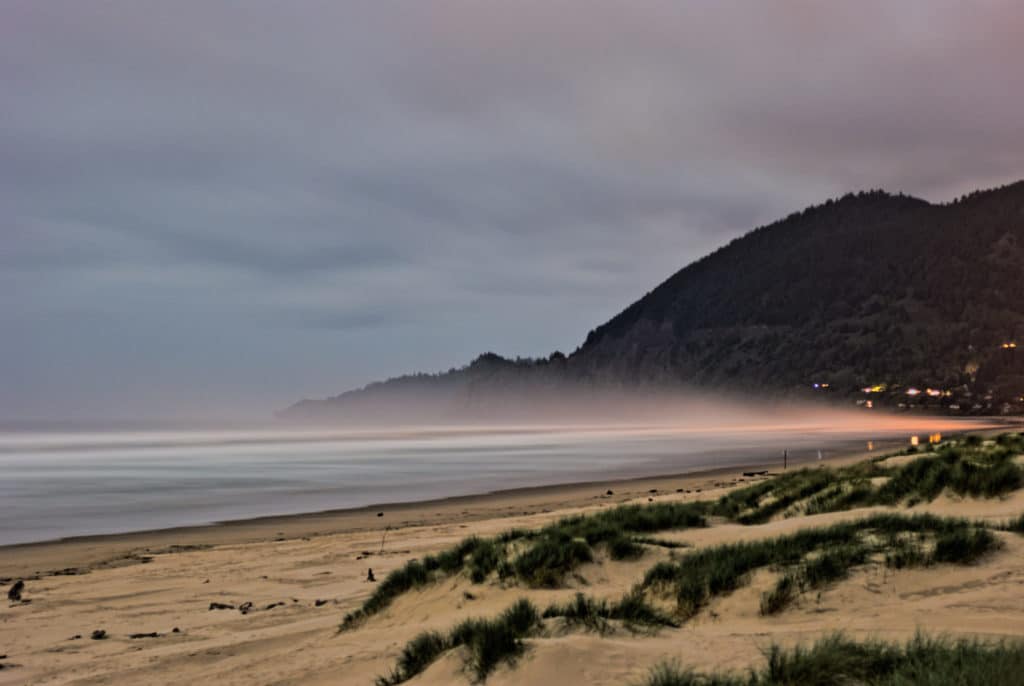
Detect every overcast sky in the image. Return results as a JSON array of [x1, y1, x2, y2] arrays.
[[3, 2, 1023, 421]]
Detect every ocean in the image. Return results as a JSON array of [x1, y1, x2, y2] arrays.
[[0, 421, 959, 546]]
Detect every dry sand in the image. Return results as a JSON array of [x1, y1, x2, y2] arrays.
[[3, 440, 1024, 685]]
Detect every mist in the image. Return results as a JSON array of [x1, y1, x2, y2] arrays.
[[280, 383, 984, 439]]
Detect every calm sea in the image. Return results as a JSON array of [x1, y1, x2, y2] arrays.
[[0, 422, 954, 546]]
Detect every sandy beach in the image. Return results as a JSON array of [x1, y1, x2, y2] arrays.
[[3, 437, 1024, 685]]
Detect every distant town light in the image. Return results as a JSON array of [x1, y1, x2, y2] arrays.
[[862, 384, 886, 393], [925, 388, 942, 397], [865, 400, 873, 409], [910, 435, 920, 446], [905, 387, 921, 396], [1002, 342, 1018, 349]]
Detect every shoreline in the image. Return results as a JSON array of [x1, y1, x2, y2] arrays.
[[4, 427, 1024, 685], [1, 437, 902, 580]]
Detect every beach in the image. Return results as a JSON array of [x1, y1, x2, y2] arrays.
[[5, 433, 1024, 685]]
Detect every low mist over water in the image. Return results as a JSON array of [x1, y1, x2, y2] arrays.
[[0, 411, 981, 546]]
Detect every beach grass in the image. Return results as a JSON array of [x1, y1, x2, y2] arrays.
[[346, 433, 1022, 631], [711, 433, 1024, 522], [642, 514, 1000, 619], [376, 599, 542, 684], [640, 633, 1024, 685], [542, 590, 677, 633]]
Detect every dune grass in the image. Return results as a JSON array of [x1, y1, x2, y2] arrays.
[[999, 513, 1024, 534], [633, 536, 690, 549], [711, 433, 1024, 523], [343, 501, 707, 628], [342, 536, 514, 629], [542, 590, 678, 634], [376, 599, 542, 685], [640, 633, 1024, 686], [607, 533, 646, 560], [378, 590, 679, 685], [513, 501, 707, 585], [641, 514, 1000, 619], [874, 442, 1024, 504], [346, 433, 1022, 631]]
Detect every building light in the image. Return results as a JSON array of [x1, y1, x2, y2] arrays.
[[1002, 342, 1018, 349], [910, 435, 920, 446], [925, 388, 942, 397], [865, 400, 873, 409], [905, 387, 921, 396]]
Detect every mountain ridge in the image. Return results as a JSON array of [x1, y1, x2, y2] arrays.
[[284, 180, 1024, 421]]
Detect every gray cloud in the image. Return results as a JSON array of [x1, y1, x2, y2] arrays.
[[2, 1, 1023, 420]]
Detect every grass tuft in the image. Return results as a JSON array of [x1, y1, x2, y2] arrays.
[[641, 633, 1024, 686], [543, 590, 678, 633], [377, 599, 542, 685], [608, 534, 646, 560], [643, 514, 999, 619], [349, 432, 1022, 630]]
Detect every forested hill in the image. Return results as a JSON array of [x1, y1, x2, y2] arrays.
[[284, 181, 1024, 421]]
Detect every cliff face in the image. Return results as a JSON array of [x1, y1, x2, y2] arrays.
[[284, 181, 1024, 421]]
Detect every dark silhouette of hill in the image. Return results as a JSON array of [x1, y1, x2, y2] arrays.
[[284, 180, 1024, 421]]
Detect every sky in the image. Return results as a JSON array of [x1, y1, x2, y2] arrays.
[[3, 1, 1024, 421]]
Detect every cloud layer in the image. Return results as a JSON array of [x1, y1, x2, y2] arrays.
[[3, 1, 1023, 420]]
